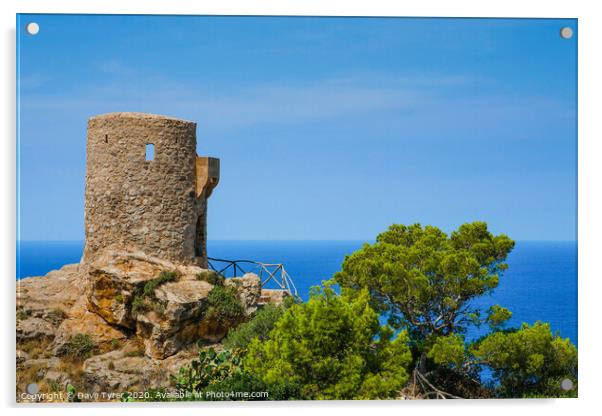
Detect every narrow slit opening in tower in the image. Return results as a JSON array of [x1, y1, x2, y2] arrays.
[[145, 143, 155, 161], [195, 213, 205, 258]]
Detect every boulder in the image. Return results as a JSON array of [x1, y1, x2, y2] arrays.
[[19, 357, 61, 380], [17, 263, 84, 346], [140, 279, 214, 358], [17, 250, 270, 397], [226, 273, 261, 315], [52, 295, 127, 356], [85, 251, 221, 359], [86, 251, 175, 328], [82, 346, 198, 391], [16, 317, 55, 342], [17, 264, 83, 316], [83, 350, 154, 390], [44, 370, 69, 386], [259, 288, 291, 306]]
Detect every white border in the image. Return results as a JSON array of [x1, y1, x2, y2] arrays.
[[2, 1, 600, 415]]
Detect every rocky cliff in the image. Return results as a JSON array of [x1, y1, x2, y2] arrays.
[[16, 251, 270, 401]]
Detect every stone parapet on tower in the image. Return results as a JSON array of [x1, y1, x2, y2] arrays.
[[196, 156, 220, 198]]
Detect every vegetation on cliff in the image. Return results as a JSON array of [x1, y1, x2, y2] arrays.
[[131, 270, 178, 316], [17, 222, 577, 401], [223, 298, 295, 350], [244, 285, 412, 400], [169, 221, 577, 400], [331, 221, 577, 398], [205, 285, 247, 327]]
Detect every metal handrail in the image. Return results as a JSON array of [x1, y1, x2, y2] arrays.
[[207, 257, 299, 298]]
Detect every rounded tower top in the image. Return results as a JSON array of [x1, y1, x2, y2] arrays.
[[89, 112, 196, 126]]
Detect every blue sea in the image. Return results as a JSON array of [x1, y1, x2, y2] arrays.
[[16, 240, 577, 345]]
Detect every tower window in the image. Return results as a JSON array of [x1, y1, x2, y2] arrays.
[[145, 143, 155, 161]]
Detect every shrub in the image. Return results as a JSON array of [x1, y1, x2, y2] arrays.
[[201, 371, 302, 401], [172, 347, 240, 393], [196, 270, 224, 286], [205, 285, 245, 326], [133, 348, 291, 402], [16, 308, 31, 320], [244, 285, 412, 400], [47, 379, 61, 393], [143, 271, 178, 296], [66, 384, 81, 402], [109, 339, 123, 351], [131, 270, 178, 316], [17, 338, 52, 359], [223, 304, 287, 350], [131, 294, 150, 315], [62, 334, 96, 360], [154, 302, 166, 316], [46, 308, 68, 325], [470, 322, 578, 398], [114, 293, 124, 303]]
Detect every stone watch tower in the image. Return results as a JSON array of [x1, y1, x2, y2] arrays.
[[82, 112, 219, 267]]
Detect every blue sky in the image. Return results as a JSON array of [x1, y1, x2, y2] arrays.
[[17, 15, 577, 241]]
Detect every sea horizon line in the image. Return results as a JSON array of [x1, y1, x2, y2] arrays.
[[16, 239, 578, 243]]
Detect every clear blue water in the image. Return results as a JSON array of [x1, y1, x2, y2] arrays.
[[17, 240, 577, 344]]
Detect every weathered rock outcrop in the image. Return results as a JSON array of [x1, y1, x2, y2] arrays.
[[84, 251, 261, 358], [17, 264, 83, 343], [17, 317, 56, 342], [226, 273, 261, 315], [17, 251, 268, 399], [82, 346, 198, 391], [259, 288, 291, 306], [52, 295, 127, 356]]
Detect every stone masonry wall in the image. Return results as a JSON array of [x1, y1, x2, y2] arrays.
[[82, 112, 211, 265]]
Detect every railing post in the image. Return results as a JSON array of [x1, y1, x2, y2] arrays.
[[207, 257, 298, 298]]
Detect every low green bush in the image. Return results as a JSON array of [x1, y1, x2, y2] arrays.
[[205, 285, 245, 325], [109, 338, 123, 351], [131, 270, 178, 316], [62, 334, 96, 359], [223, 304, 287, 350], [196, 270, 224, 286], [143, 271, 178, 296], [45, 308, 68, 325], [172, 347, 240, 393], [131, 294, 150, 315], [114, 293, 124, 303], [16, 308, 31, 320], [200, 371, 303, 401]]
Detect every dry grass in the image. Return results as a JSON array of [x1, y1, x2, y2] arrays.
[[16, 336, 90, 403], [122, 338, 146, 357], [16, 359, 87, 403], [44, 308, 67, 325], [124, 347, 145, 358], [60, 334, 97, 360], [106, 338, 124, 352], [17, 337, 52, 359]]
